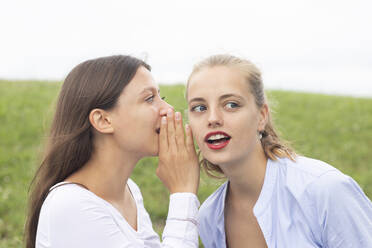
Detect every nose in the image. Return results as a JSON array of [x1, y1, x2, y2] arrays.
[[159, 98, 174, 116], [208, 107, 223, 128]]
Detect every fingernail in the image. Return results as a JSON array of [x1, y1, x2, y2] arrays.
[[162, 116, 167, 123], [160, 109, 167, 116], [175, 112, 181, 120], [167, 108, 173, 116], [185, 124, 189, 130]]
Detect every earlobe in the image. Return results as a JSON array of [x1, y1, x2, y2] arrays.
[[89, 109, 114, 134]]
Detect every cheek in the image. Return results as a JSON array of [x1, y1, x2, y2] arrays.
[[188, 116, 204, 144], [150, 103, 160, 113], [234, 116, 259, 140], [145, 105, 160, 123], [187, 111, 195, 129]]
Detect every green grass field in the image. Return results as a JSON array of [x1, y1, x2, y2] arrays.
[[0, 80, 371, 247]]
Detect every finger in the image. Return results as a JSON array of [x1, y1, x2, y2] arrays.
[[159, 108, 167, 116], [159, 116, 168, 152], [174, 112, 185, 148], [167, 108, 177, 149], [185, 124, 196, 153]]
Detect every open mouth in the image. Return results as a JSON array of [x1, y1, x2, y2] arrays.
[[204, 131, 231, 150]]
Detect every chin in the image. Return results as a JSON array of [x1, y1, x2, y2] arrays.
[[202, 153, 230, 167], [137, 145, 158, 158], [143, 138, 159, 156]]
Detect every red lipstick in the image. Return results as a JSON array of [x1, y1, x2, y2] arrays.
[[204, 131, 231, 150]]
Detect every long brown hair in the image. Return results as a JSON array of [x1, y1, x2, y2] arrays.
[[187, 54, 296, 178], [25, 55, 150, 248]]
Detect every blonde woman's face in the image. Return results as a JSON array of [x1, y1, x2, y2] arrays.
[[187, 66, 267, 169]]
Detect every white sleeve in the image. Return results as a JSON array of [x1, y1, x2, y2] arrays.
[[161, 193, 200, 248], [127, 179, 200, 248]]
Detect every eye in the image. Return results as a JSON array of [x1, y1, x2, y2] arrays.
[[225, 102, 239, 109], [191, 105, 207, 112], [145, 95, 155, 103]]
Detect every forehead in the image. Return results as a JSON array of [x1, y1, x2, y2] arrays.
[[123, 66, 158, 95], [187, 65, 251, 100]]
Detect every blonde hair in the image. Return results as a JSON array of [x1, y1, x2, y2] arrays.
[[187, 54, 296, 178]]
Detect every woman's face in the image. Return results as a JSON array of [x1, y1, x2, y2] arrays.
[[110, 66, 172, 158], [187, 65, 267, 168]]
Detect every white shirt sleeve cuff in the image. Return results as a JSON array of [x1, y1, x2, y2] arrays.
[[162, 193, 200, 246], [167, 193, 200, 222]]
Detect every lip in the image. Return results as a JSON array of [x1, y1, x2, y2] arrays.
[[204, 131, 231, 150]]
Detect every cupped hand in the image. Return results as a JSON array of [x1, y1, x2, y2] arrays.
[[156, 109, 200, 194]]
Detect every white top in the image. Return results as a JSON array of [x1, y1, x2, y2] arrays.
[[36, 179, 200, 248], [199, 156, 372, 248]]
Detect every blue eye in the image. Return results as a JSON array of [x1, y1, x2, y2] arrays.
[[191, 105, 207, 112], [226, 102, 239, 109]]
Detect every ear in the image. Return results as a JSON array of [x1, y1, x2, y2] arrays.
[[89, 108, 114, 134], [258, 103, 269, 132]]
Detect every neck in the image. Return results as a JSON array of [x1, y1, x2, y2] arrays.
[[66, 138, 140, 202], [222, 144, 268, 205]]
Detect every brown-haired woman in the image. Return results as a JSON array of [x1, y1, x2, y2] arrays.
[[186, 54, 372, 248], [25, 55, 200, 248]]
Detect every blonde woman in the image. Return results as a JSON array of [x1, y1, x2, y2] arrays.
[[186, 54, 372, 247]]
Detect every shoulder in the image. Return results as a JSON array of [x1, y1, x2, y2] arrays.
[[37, 184, 138, 247], [307, 169, 368, 203], [45, 183, 101, 207], [274, 156, 340, 192], [274, 156, 371, 210], [304, 168, 372, 246], [41, 183, 110, 225], [282, 156, 364, 198], [37, 183, 116, 245], [292, 158, 372, 214], [278, 155, 338, 177], [268, 156, 354, 205]]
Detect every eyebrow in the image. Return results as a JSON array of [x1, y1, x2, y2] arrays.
[[140, 86, 160, 95], [188, 93, 243, 103]]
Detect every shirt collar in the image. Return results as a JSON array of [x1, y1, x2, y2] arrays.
[[253, 158, 279, 216]]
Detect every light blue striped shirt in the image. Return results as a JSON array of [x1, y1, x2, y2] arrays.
[[199, 156, 372, 248]]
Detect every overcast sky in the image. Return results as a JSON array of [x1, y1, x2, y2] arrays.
[[1, 0, 371, 96]]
